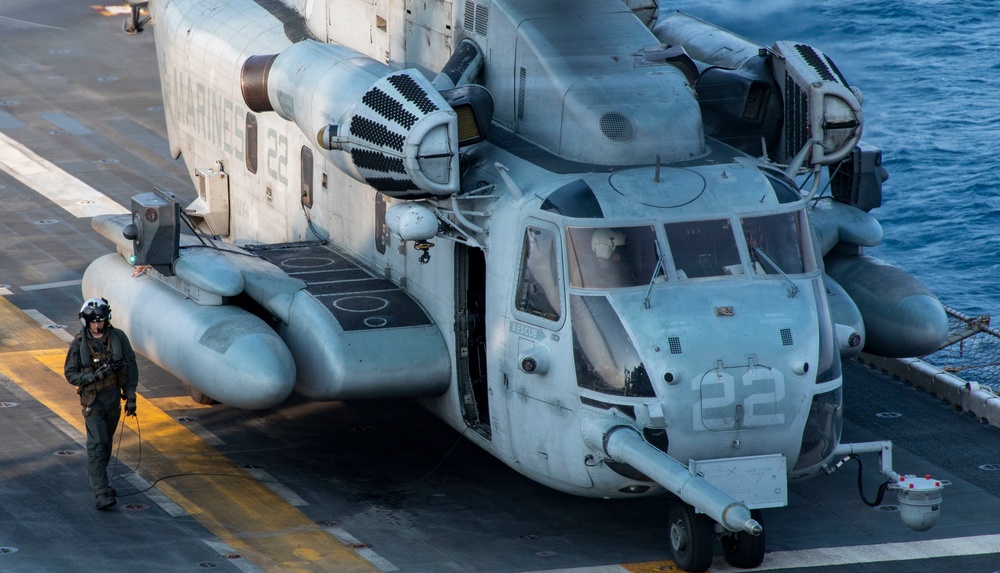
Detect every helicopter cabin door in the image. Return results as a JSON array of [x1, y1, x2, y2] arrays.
[[455, 243, 490, 439]]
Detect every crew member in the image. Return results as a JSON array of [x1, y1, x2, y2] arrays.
[[64, 297, 138, 510], [589, 228, 634, 288]]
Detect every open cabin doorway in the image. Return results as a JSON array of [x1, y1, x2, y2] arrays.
[[456, 244, 490, 438]]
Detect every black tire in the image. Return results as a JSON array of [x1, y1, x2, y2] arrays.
[[668, 501, 715, 572], [721, 509, 766, 569]]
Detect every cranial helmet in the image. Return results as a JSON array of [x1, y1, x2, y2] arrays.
[[79, 297, 111, 327], [591, 229, 626, 260]]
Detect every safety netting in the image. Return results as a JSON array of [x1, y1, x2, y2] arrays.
[[922, 306, 1000, 393]]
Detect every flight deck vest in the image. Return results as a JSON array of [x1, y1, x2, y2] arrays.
[[76, 330, 125, 408]]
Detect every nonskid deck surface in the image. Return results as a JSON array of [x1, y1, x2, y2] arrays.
[[0, 2, 998, 571], [248, 242, 433, 331]]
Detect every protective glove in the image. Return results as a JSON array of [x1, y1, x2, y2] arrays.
[[93, 363, 113, 381], [125, 399, 137, 417]]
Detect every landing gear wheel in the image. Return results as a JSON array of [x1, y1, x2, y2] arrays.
[[122, 5, 148, 34], [668, 501, 714, 572], [721, 509, 765, 569], [190, 386, 216, 405]]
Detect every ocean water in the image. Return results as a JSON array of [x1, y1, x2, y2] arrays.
[[666, 1, 1000, 317]]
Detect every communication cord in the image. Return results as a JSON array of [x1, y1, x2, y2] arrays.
[[106, 410, 282, 499], [108, 409, 141, 487], [105, 408, 470, 500]]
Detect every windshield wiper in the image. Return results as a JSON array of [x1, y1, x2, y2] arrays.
[[753, 247, 799, 298], [643, 240, 667, 309]]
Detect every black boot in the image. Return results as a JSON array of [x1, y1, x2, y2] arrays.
[[96, 494, 117, 510]]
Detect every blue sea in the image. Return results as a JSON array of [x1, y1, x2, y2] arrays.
[[668, 0, 999, 317]]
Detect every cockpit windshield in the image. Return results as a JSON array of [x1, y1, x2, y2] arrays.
[[571, 295, 654, 397], [566, 226, 660, 289], [663, 219, 741, 278], [660, 211, 814, 279], [741, 211, 813, 275]]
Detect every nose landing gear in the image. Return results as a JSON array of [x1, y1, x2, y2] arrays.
[[720, 509, 766, 568], [668, 500, 714, 572], [668, 501, 767, 572]]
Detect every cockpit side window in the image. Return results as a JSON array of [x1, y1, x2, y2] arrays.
[[515, 226, 561, 321], [566, 226, 660, 289], [741, 211, 813, 275], [663, 219, 741, 278], [570, 295, 654, 397]]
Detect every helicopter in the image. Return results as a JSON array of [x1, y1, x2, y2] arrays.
[[85, 0, 950, 570]]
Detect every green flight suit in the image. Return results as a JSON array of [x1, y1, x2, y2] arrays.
[[64, 325, 139, 499]]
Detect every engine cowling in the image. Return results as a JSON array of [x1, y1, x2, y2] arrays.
[[241, 41, 459, 198], [654, 12, 863, 167]]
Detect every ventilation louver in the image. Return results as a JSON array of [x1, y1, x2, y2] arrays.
[[599, 112, 635, 142], [668, 336, 683, 355], [464, 1, 489, 37], [780, 328, 794, 346]]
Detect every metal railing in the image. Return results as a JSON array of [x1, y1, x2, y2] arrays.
[[922, 306, 1000, 393]]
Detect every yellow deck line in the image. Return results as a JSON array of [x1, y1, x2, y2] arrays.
[[0, 297, 377, 572], [622, 561, 682, 572]]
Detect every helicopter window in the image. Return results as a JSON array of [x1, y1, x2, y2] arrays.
[[540, 179, 605, 218], [566, 226, 660, 289], [570, 295, 654, 397], [763, 171, 802, 204], [663, 219, 741, 278], [793, 387, 843, 472], [741, 211, 814, 275], [515, 226, 561, 321]]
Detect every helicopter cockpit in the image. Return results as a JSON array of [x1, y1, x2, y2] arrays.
[[559, 211, 815, 290], [518, 208, 820, 403], [566, 226, 660, 289]]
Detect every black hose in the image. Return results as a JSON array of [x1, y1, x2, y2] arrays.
[[851, 454, 892, 507]]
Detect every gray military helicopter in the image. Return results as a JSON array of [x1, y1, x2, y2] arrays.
[[86, 0, 950, 570]]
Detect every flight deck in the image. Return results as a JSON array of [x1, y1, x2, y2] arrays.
[[1, 2, 999, 572]]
